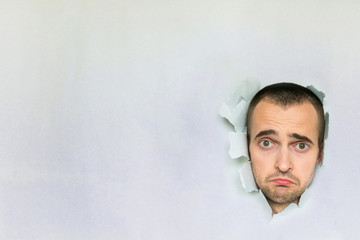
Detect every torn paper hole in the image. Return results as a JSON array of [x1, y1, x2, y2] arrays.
[[220, 81, 329, 202]]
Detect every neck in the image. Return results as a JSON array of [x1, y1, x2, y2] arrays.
[[267, 197, 300, 215]]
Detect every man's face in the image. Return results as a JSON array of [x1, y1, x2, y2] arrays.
[[248, 100, 321, 205]]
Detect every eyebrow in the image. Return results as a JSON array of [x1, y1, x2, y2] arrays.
[[254, 129, 277, 139], [254, 129, 314, 145], [289, 133, 314, 145]]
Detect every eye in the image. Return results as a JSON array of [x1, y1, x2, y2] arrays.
[[295, 142, 309, 151], [259, 139, 273, 148]]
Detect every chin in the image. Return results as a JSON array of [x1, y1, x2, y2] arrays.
[[262, 186, 305, 204]]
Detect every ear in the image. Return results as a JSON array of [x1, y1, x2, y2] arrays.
[[317, 143, 324, 165]]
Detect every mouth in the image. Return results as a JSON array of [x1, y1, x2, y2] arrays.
[[272, 178, 294, 186]]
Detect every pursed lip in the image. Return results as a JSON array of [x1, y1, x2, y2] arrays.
[[272, 178, 294, 185]]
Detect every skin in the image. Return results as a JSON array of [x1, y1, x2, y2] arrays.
[[248, 100, 322, 214]]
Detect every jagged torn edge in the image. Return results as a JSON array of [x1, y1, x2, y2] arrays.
[[307, 85, 329, 142], [219, 81, 329, 192], [219, 79, 260, 192]]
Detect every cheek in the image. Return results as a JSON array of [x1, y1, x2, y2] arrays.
[[293, 152, 319, 182], [249, 146, 275, 174], [296, 159, 317, 178]]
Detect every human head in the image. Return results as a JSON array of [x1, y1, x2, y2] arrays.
[[246, 83, 325, 214]]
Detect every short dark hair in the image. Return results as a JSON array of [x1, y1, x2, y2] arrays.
[[246, 82, 325, 148]]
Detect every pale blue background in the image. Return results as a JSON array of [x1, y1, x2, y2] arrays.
[[0, 0, 359, 239]]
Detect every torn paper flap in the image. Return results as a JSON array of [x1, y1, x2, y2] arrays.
[[239, 78, 261, 101], [307, 85, 325, 103], [228, 132, 249, 159], [225, 79, 260, 106], [239, 161, 258, 192], [219, 99, 249, 132], [307, 85, 329, 141], [219, 79, 260, 131]]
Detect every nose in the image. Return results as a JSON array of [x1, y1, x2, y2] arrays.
[[275, 146, 293, 172]]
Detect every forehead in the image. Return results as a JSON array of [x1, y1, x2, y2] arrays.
[[249, 100, 319, 141]]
